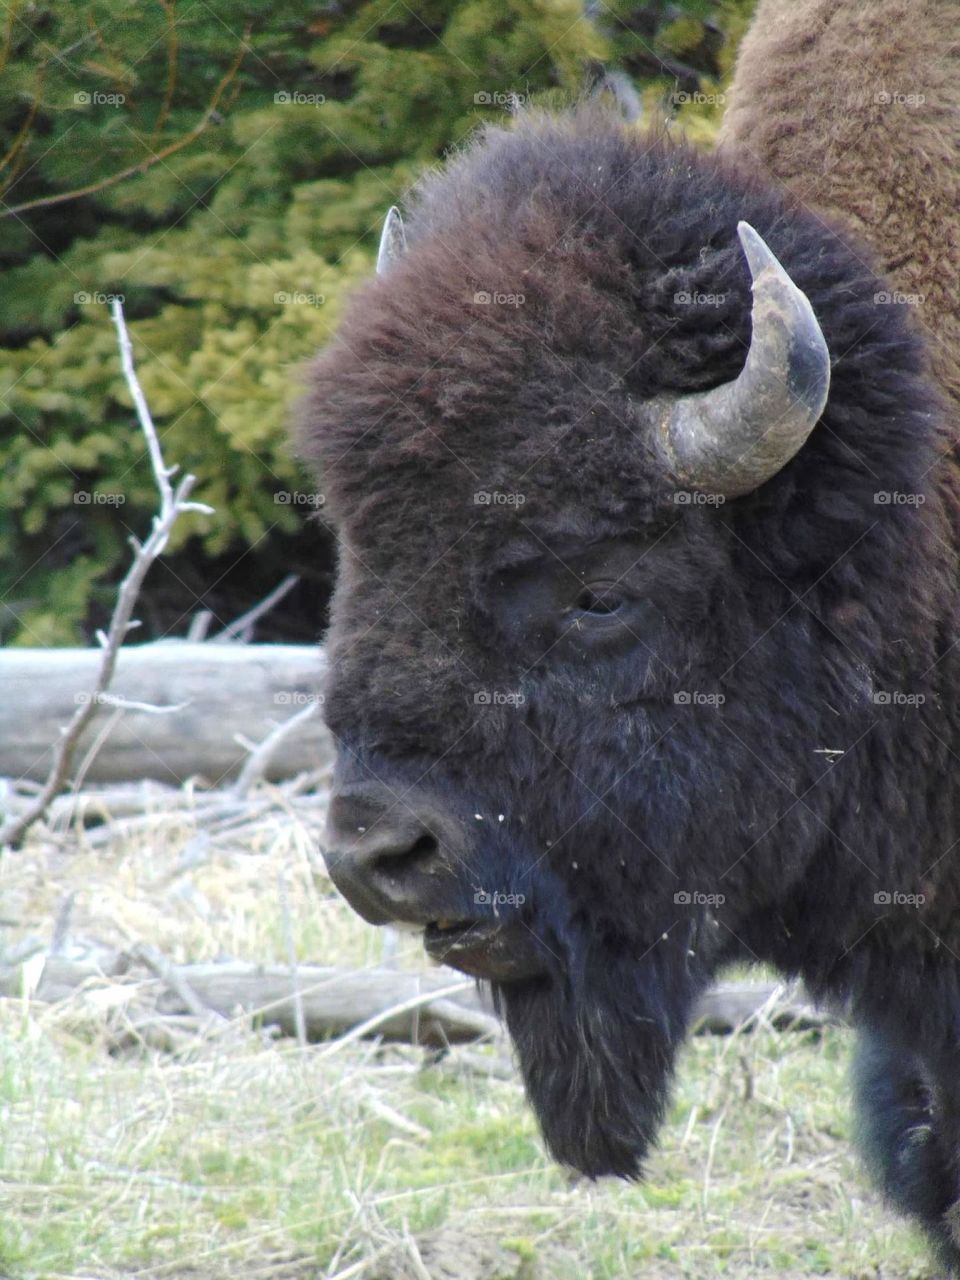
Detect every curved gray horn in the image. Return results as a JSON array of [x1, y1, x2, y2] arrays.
[[376, 206, 406, 276], [659, 220, 831, 498]]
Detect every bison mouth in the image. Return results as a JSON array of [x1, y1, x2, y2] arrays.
[[423, 917, 549, 982]]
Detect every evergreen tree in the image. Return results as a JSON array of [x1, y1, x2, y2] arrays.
[[0, 1, 752, 644]]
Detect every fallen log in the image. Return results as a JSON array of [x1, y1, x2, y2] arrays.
[[689, 979, 831, 1033], [153, 962, 501, 1045], [1, 956, 499, 1046], [0, 950, 834, 1049], [0, 643, 332, 785]]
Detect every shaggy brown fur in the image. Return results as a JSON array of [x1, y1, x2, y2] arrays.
[[719, 0, 960, 414], [301, 100, 960, 1266], [300, 12, 960, 1273]]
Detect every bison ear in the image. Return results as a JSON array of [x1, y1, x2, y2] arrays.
[[376, 206, 407, 277], [659, 220, 831, 499]]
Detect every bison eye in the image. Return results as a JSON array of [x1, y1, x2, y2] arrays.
[[573, 584, 624, 616]]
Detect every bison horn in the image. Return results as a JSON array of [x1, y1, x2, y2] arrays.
[[659, 221, 831, 498], [376, 206, 406, 276]]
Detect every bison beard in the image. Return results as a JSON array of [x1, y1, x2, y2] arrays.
[[496, 937, 708, 1177]]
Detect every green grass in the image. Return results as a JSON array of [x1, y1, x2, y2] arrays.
[[0, 798, 939, 1279]]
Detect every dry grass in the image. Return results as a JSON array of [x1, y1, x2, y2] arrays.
[[0, 784, 938, 1279]]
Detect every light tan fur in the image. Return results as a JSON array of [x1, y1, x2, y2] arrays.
[[719, 0, 960, 416]]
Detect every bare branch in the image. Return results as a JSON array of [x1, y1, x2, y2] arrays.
[[92, 693, 191, 715], [212, 573, 299, 644], [313, 979, 479, 1061], [0, 301, 213, 849], [131, 942, 226, 1025], [233, 699, 320, 798], [186, 609, 214, 641]]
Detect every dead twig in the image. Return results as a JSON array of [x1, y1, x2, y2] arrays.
[[233, 700, 320, 797], [131, 942, 224, 1025], [212, 573, 300, 643], [312, 980, 477, 1062], [0, 301, 213, 849]]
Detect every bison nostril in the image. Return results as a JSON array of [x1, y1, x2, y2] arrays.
[[373, 831, 439, 880], [323, 788, 454, 923]]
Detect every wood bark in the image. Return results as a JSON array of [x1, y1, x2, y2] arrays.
[[0, 643, 331, 785]]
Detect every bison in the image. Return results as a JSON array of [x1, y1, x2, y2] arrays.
[[298, 91, 960, 1280], [718, 0, 960, 418]]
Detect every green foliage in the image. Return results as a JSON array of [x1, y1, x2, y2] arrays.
[[0, 1, 753, 645]]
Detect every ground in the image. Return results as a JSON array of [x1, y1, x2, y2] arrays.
[[0, 780, 936, 1279]]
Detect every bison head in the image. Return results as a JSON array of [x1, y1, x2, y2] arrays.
[[299, 110, 946, 1178]]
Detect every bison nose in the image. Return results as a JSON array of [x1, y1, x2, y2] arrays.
[[323, 788, 447, 925]]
